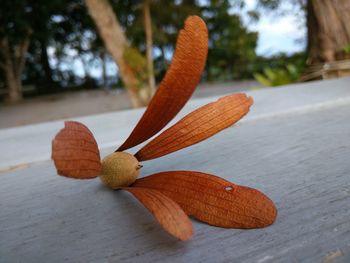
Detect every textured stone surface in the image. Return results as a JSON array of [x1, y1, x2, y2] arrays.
[[1, 77, 350, 262], [1, 77, 349, 170]]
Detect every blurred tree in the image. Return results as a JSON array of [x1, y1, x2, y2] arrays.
[[258, 0, 350, 64], [150, 0, 201, 77], [202, 0, 258, 80], [122, 0, 201, 80], [307, 0, 350, 63], [143, 0, 156, 97], [2, 0, 304, 104], [85, 0, 152, 107], [24, 1, 68, 93], [123, 0, 256, 80], [0, 0, 33, 103], [0, 0, 73, 102], [52, 1, 105, 89]]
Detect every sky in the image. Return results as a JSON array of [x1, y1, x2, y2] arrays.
[[53, 0, 307, 79], [251, 15, 306, 56], [235, 0, 306, 56]]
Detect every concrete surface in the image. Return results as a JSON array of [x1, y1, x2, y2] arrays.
[[0, 77, 349, 171], [0, 77, 350, 262], [0, 80, 258, 129]]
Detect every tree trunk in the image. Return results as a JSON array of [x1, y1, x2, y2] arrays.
[[143, 0, 156, 99], [160, 45, 168, 68], [307, 0, 350, 64], [40, 40, 54, 90], [0, 33, 31, 104], [101, 49, 108, 91], [4, 63, 23, 103], [85, 0, 147, 108]]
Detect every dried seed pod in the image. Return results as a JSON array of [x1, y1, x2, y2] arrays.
[[51, 121, 102, 179], [50, 14, 277, 241], [133, 171, 277, 228], [99, 152, 141, 189], [136, 93, 253, 161], [118, 15, 208, 151], [124, 187, 193, 240]]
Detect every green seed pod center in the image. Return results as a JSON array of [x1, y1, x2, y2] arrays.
[[99, 152, 141, 189]]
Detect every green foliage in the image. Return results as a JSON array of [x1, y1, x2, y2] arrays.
[[123, 46, 148, 89], [253, 52, 306, 73], [253, 64, 301, 87], [343, 44, 350, 54], [0, 0, 308, 97], [118, 0, 257, 82], [202, 0, 258, 81], [0, 0, 69, 94]]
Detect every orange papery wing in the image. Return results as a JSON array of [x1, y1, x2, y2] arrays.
[[135, 93, 253, 161], [124, 187, 193, 241], [118, 15, 208, 151], [52, 121, 102, 179], [133, 171, 277, 229]]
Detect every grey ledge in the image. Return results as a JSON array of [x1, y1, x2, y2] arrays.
[[0, 77, 350, 263]]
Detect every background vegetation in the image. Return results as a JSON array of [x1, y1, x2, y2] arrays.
[[0, 0, 349, 106]]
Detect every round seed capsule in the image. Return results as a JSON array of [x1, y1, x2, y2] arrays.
[[99, 152, 141, 189]]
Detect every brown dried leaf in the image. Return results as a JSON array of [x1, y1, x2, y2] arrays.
[[52, 121, 101, 179], [133, 171, 277, 229], [118, 16, 208, 151], [135, 93, 253, 161], [124, 187, 193, 241]]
